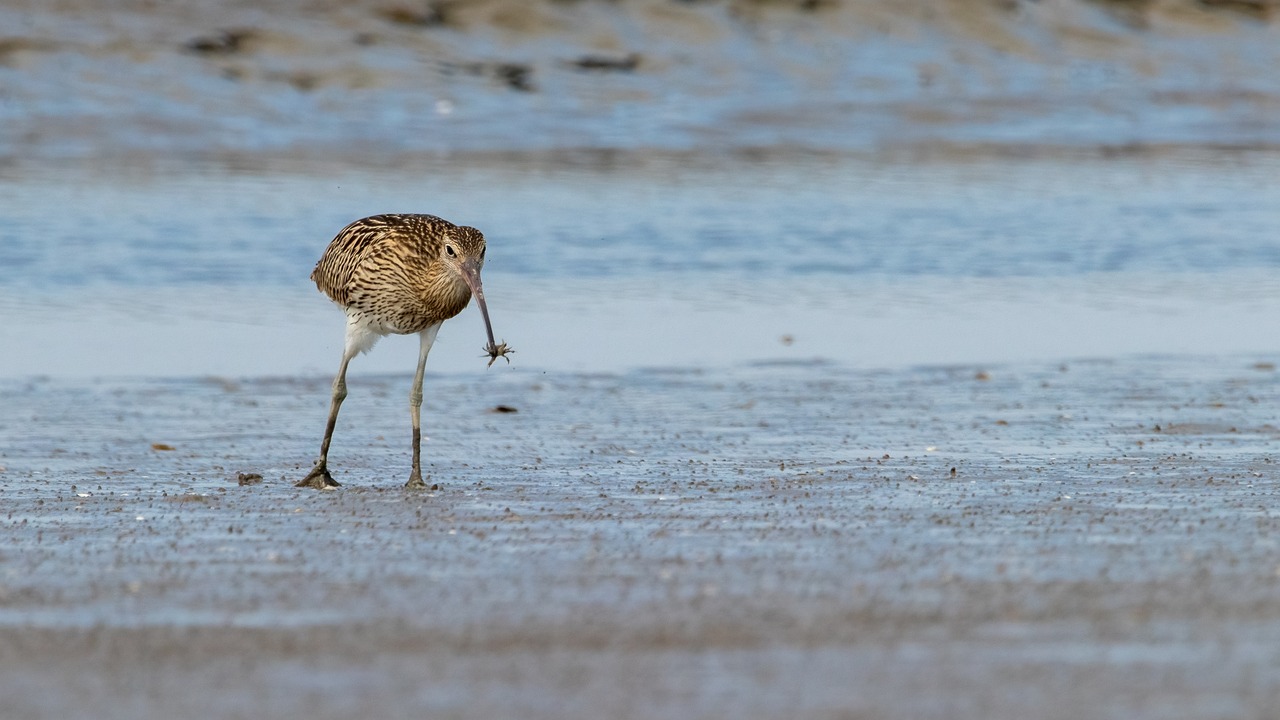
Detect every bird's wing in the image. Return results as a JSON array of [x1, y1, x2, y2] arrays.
[[309, 215, 404, 306]]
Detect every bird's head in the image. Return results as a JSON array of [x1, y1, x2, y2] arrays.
[[441, 225, 487, 280], [442, 225, 511, 366]]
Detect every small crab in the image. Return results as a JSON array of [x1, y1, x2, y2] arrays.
[[484, 341, 514, 368]]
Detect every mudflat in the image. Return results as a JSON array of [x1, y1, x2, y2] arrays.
[[3, 356, 1279, 718]]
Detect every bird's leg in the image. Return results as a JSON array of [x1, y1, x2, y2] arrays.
[[406, 325, 440, 489], [298, 353, 353, 489]]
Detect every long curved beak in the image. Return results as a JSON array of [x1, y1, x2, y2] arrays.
[[459, 258, 498, 351]]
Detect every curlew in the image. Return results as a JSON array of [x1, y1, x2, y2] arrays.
[[298, 214, 512, 490]]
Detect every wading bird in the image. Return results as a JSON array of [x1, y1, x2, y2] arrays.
[[299, 214, 512, 490]]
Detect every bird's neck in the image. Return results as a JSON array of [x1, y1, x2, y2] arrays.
[[423, 266, 472, 317]]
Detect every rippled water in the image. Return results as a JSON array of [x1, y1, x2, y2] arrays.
[[4, 151, 1279, 289], [1, 149, 1277, 378], [2, 0, 1279, 379]]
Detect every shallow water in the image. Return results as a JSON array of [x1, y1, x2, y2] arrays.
[[2, 149, 1279, 378], [2, 0, 1278, 379]]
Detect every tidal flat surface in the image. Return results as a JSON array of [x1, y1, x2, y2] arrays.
[[2, 356, 1280, 718], [0, 356, 1274, 712]]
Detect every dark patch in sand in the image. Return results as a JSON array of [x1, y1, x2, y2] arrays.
[[568, 53, 641, 72], [183, 29, 256, 55]]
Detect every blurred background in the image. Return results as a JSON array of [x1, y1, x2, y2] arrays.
[[1, 0, 1278, 377]]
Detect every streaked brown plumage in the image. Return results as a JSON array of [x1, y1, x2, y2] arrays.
[[298, 213, 512, 490], [312, 214, 474, 332]]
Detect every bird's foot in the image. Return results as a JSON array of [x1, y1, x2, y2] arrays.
[[405, 472, 437, 491], [297, 463, 341, 489]]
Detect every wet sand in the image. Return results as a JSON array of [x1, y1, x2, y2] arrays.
[[3, 356, 1280, 718], [3, 0, 1278, 163]]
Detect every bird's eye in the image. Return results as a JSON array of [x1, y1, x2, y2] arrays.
[[445, 245, 456, 257]]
